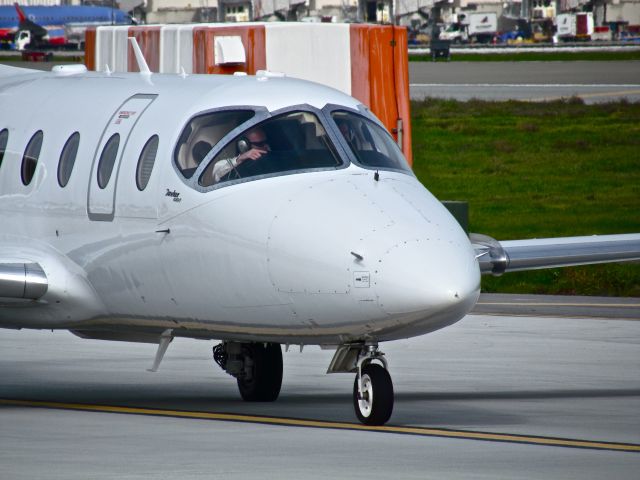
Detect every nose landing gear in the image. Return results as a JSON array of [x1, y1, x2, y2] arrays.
[[328, 343, 394, 425], [353, 345, 394, 425]]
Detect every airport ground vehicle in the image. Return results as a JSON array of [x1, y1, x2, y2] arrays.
[[14, 28, 80, 51], [440, 12, 498, 44], [556, 12, 594, 41]]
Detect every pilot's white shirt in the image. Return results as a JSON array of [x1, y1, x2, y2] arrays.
[[211, 156, 240, 184]]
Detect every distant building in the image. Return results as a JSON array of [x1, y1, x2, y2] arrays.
[[9, 0, 624, 28], [144, 0, 216, 23], [596, 0, 640, 25], [14, 0, 623, 27]]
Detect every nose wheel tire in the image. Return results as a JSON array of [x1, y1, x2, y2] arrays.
[[353, 363, 394, 425], [237, 343, 283, 402]]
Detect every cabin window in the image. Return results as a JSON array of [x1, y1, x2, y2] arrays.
[[174, 110, 255, 179], [0, 129, 8, 170], [136, 135, 159, 191], [97, 133, 120, 189], [57, 132, 80, 188], [199, 111, 342, 188], [21, 130, 43, 186], [331, 111, 411, 173]]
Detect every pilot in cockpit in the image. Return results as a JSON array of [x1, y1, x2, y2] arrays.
[[211, 127, 271, 184], [336, 118, 362, 151]]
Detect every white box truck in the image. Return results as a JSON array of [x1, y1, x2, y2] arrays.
[[468, 12, 498, 40], [440, 12, 497, 43], [556, 12, 594, 41]]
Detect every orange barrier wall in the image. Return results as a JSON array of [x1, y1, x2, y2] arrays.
[[350, 25, 412, 163], [193, 25, 266, 75], [393, 26, 412, 164], [84, 28, 96, 72], [350, 25, 371, 108]]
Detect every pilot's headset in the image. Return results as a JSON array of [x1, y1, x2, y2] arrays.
[[236, 137, 250, 154]]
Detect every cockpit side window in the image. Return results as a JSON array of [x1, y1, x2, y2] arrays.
[[331, 111, 411, 173], [199, 111, 342, 188], [174, 110, 255, 179]]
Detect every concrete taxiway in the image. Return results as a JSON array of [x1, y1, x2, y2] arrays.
[[409, 61, 640, 103], [409, 61, 640, 85], [1, 295, 639, 478], [475, 293, 640, 320]]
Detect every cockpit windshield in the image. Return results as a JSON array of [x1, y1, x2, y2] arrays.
[[199, 111, 342, 187], [331, 111, 411, 173]]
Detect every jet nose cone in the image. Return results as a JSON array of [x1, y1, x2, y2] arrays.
[[375, 237, 480, 321]]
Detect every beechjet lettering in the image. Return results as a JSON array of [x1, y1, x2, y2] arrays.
[[1, 44, 639, 425]]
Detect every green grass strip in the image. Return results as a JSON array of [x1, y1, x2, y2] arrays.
[[411, 98, 640, 296]]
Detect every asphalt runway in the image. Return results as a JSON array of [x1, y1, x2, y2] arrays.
[[1, 295, 639, 478], [409, 60, 640, 103]]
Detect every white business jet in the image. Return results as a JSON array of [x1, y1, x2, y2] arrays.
[[1, 46, 639, 425]]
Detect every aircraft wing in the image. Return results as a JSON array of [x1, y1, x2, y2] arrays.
[[471, 233, 640, 276], [0, 234, 103, 309]]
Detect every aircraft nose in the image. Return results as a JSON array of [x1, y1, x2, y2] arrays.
[[373, 235, 480, 323], [262, 171, 479, 336]]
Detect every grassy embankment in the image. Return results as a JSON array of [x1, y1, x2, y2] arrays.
[[409, 50, 640, 62], [411, 99, 640, 296]]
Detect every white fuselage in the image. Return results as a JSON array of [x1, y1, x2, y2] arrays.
[[0, 67, 480, 345]]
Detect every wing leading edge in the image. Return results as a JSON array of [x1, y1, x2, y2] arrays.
[[471, 233, 640, 276]]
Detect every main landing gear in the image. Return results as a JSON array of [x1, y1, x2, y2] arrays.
[[213, 342, 283, 401]]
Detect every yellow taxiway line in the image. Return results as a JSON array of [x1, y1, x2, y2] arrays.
[[1, 398, 639, 453]]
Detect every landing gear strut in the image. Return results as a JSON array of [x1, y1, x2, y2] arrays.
[[352, 344, 394, 425], [213, 342, 283, 402]]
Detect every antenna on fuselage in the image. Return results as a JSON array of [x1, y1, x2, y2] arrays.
[[128, 37, 151, 76]]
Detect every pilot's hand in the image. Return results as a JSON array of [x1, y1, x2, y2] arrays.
[[237, 148, 267, 163]]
